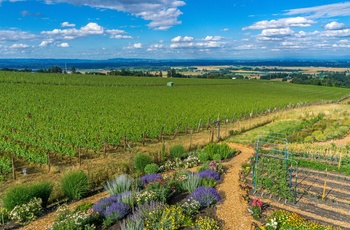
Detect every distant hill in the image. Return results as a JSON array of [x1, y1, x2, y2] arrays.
[[1, 58, 350, 71]]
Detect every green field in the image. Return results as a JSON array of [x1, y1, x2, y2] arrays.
[[1, 71, 350, 164]]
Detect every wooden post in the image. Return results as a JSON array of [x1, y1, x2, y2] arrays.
[[338, 152, 342, 170], [12, 156, 16, 181], [142, 132, 145, 146], [189, 130, 193, 150], [79, 147, 82, 167], [322, 180, 327, 201], [103, 139, 107, 158], [123, 135, 127, 151], [217, 121, 221, 141], [206, 118, 210, 130], [160, 125, 164, 141], [173, 124, 180, 138], [47, 151, 51, 173], [197, 119, 202, 133], [210, 126, 214, 143]]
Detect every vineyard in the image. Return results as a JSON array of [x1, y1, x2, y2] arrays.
[[1, 71, 350, 167]]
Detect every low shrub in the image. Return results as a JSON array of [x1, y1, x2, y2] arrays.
[[2, 181, 53, 211], [189, 186, 221, 208], [134, 154, 152, 173], [198, 152, 209, 163], [104, 174, 133, 195], [93, 192, 134, 214], [48, 204, 99, 230], [61, 170, 89, 201], [170, 144, 186, 159], [144, 163, 159, 174], [194, 216, 220, 230], [181, 198, 201, 216], [9, 197, 42, 225], [212, 154, 222, 161], [145, 205, 186, 230], [204, 143, 235, 160]]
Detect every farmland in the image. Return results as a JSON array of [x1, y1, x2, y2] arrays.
[[1, 71, 350, 166], [1, 70, 350, 229]]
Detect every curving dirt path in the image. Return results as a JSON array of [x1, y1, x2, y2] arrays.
[[215, 143, 256, 230]]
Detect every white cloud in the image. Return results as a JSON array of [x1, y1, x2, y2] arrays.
[[324, 21, 346, 30], [243, 17, 314, 30], [59, 42, 69, 47], [39, 39, 54, 47], [235, 44, 256, 50], [113, 35, 133, 39], [170, 42, 193, 48], [171, 36, 193, 42], [285, 2, 350, 19], [105, 29, 126, 35], [61, 21, 76, 27], [10, 43, 29, 48], [204, 36, 221, 41], [0, 30, 36, 41], [322, 29, 350, 37], [147, 43, 164, 51], [42, 22, 104, 38], [259, 28, 294, 40], [221, 28, 229, 31], [42, 0, 186, 30], [129, 43, 142, 49]]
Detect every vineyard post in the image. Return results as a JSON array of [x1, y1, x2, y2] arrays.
[[142, 133, 145, 146], [159, 125, 164, 141], [47, 151, 51, 173], [103, 139, 106, 158], [210, 125, 214, 143], [123, 136, 127, 151], [197, 119, 202, 133], [189, 130, 193, 150], [206, 118, 210, 130], [322, 180, 327, 201], [338, 151, 342, 170], [11, 156, 16, 181], [79, 147, 82, 167]]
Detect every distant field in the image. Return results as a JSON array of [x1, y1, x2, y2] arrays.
[[1, 71, 350, 164]]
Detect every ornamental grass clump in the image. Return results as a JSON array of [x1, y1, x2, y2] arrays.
[[189, 186, 221, 208], [181, 172, 202, 193], [170, 144, 186, 159], [104, 174, 133, 195], [61, 170, 89, 201], [2, 181, 53, 211]]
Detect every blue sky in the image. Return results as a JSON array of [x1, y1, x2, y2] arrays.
[[0, 0, 350, 59]]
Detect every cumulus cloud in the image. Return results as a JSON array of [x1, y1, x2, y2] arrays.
[[332, 39, 350, 48], [59, 42, 69, 47], [10, 43, 29, 48], [0, 30, 36, 41], [243, 17, 314, 30], [126, 43, 142, 49], [324, 21, 346, 30], [42, 0, 186, 30], [285, 2, 350, 19], [113, 35, 132, 39], [61, 21, 76, 27], [322, 29, 350, 37], [259, 28, 294, 39], [171, 36, 194, 42], [147, 43, 164, 51], [42, 22, 104, 38], [39, 39, 54, 47], [204, 36, 221, 41]]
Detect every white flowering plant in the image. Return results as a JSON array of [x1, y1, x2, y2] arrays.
[[9, 197, 42, 225], [47, 205, 99, 230]]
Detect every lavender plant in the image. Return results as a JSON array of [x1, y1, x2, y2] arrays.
[[140, 173, 162, 185], [103, 201, 130, 222], [189, 186, 221, 208], [197, 170, 220, 181]]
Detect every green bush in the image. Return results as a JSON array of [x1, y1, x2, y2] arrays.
[[144, 163, 159, 174], [9, 197, 42, 225], [198, 152, 209, 163], [170, 144, 186, 159], [212, 154, 222, 161], [61, 170, 90, 201], [2, 181, 53, 211], [203, 143, 235, 160], [134, 154, 152, 173]]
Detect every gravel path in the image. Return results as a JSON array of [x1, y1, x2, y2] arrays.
[[215, 143, 256, 230]]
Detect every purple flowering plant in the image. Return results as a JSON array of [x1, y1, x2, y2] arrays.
[[102, 201, 130, 221], [189, 186, 221, 208], [140, 173, 163, 185], [198, 170, 220, 181]]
